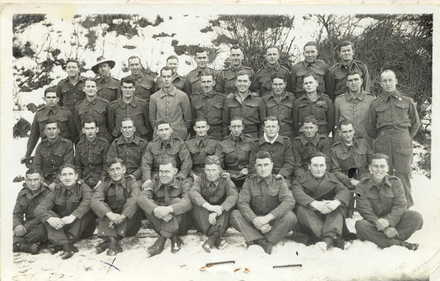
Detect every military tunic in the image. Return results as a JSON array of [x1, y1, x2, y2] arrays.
[[293, 93, 334, 136], [74, 97, 112, 142], [124, 72, 156, 103], [56, 77, 86, 113], [75, 136, 109, 188], [184, 67, 218, 97], [290, 59, 330, 98], [185, 136, 222, 174], [263, 91, 296, 140], [251, 63, 291, 97], [156, 74, 185, 91], [107, 136, 147, 180], [327, 59, 370, 100], [95, 76, 120, 102], [216, 65, 254, 96], [292, 134, 332, 177], [191, 91, 226, 140]]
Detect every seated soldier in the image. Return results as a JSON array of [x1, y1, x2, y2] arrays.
[[13, 169, 51, 254], [355, 153, 423, 250], [189, 155, 238, 252], [137, 157, 192, 256], [230, 151, 296, 255], [91, 158, 143, 255], [292, 152, 351, 250], [185, 118, 222, 176], [35, 164, 94, 259]]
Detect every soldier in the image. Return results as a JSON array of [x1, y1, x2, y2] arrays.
[[109, 77, 151, 140], [141, 121, 192, 188], [150, 66, 192, 140], [75, 117, 110, 189], [327, 41, 370, 100], [107, 118, 148, 181], [334, 71, 375, 144], [124, 55, 156, 102], [290, 41, 330, 98], [294, 73, 334, 136], [292, 116, 332, 178], [220, 117, 255, 189], [185, 118, 222, 175], [35, 164, 94, 259], [91, 56, 120, 102], [291, 152, 351, 250], [355, 153, 423, 250], [216, 45, 254, 96], [13, 169, 51, 254], [189, 155, 238, 252], [156, 55, 185, 91], [184, 47, 218, 97], [91, 158, 143, 255], [263, 73, 296, 141], [56, 59, 86, 114], [367, 70, 421, 206], [223, 70, 266, 138], [252, 47, 290, 97], [32, 120, 74, 189], [23, 87, 76, 164], [191, 71, 226, 140], [74, 78, 112, 142], [137, 157, 192, 256]]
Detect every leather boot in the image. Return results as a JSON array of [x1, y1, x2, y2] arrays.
[[147, 236, 166, 257], [107, 237, 122, 256], [61, 243, 74, 259], [202, 235, 216, 253], [170, 236, 183, 253], [255, 239, 273, 255], [96, 239, 109, 254]]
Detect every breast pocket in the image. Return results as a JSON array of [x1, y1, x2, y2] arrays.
[[243, 103, 260, 120], [394, 102, 410, 123], [375, 105, 388, 127], [313, 102, 329, 121]]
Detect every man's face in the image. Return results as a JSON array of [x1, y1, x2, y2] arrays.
[[304, 45, 318, 63], [121, 120, 135, 139], [44, 92, 59, 107], [265, 48, 279, 65], [44, 122, 59, 140], [25, 173, 41, 191], [157, 123, 173, 141], [128, 57, 142, 75], [346, 74, 363, 93], [159, 163, 177, 184], [255, 157, 273, 178], [303, 122, 318, 138], [230, 48, 243, 67], [166, 58, 179, 73], [272, 78, 286, 95], [339, 45, 354, 62], [194, 121, 209, 137], [121, 82, 135, 100], [309, 156, 326, 178], [204, 163, 221, 182], [84, 80, 97, 99], [229, 119, 244, 137], [108, 162, 126, 182], [235, 74, 251, 93], [98, 63, 112, 77], [161, 69, 173, 88], [380, 72, 398, 93], [340, 124, 355, 144], [264, 120, 279, 138], [66, 62, 80, 78], [82, 122, 99, 141], [303, 76, 318, 93], [369, 158, 389, 182], [200, 75, 215, 94], [195, 51, 208, 68], [59, 167, 78, 187]]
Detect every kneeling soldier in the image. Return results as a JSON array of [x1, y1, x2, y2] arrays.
[[189, 155, 238, 252], [91, 158, 143, 255]]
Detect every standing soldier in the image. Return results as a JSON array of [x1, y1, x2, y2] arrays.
[[216, 45, 254, 96], [124, 55, 156, 103], [327, 41, 370, 100], [290, 41, 330, 98], [156, 55, 185, 91], [224, 70, 266, 138], [184, 47, 218, 97], [191, 72, 226, 140], [367, 70, 421, 206], [91, 56, 120, 102], [13, 169, 51, 254], [56, 59, 86, 114], [189, 155, 238, 252], [252, 47, 290, 97]]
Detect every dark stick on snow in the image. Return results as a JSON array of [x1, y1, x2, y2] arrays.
[[205, 260, 235, 267], [273, 264, 302, 269]]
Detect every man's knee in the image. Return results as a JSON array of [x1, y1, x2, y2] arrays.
[[403, 210, 424, 229], [355, 219, 373, 238], [281, 211, 297, 226]]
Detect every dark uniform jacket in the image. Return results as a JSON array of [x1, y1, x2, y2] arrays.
[[215, 65, 254, 96], [156, 74, 185, 91], [220, 134, 255, 178], [191, 91, 226, 138], [124, 72, 156, 103], [293, 134, 332, 172], [252, 63, 290, 97], [185, 136, 222, 172], [184, 67, 218, 96], [107, 136, 147, 180], [263, 91, 296, 138], [56, 77, 86, 113], [327, 59, 370, 100], [75, 136, 109, 188], [95, 76, 120, 102], [13, 185, 51, 229], [109, 97, 151, 139], [74, 96, 112, 141], [290, 59, 330, 97], [293, 93, 334, 135]]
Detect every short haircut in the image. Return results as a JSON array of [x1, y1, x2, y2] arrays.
[[302, 115, 318, 126], [81, 116, 98, 128], [195, 47, 208, 55], [121, 117, 134, 126], [194, 117, 209, 126], [25, 168, 41, 177], [347, 70, 363, 79], [230, 45, 241, 51], [107, 157, 125, 169], [264, 115, 279, 125], [303, 72, 319, 82], [271, 72, 287, 83], [156, 120, 171, 128], [338, 119, 354, 129], [128, 55, 141, 63], [120, 77, 136, 86], [255, 150, 273, 162], [200, 71, 215, 79], [337, 41, 353, 52], [230, 116, 244, 124], [158, 155, 177, 168], [45, 118, 59, 128], [266, 46, 279, 54], [160, 66, 174, 76], [303, 41, 318, 50], [59, 163, 78, 174], [381, 69, 397, 79], [166, 55, 179, 62], [84, 78, 96, 85], [370, 153, 390, 165], [64, 59, 80, 69], [236, 69, 252, 80], [205, 155, 221, 166], [309, 152, 327, 163], [44, 86, 57, 97]]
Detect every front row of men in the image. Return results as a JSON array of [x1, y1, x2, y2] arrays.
[[14, 151, 423, 259]]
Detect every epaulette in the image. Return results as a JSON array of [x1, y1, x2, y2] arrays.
[[250, 92, 259, 97], [331, 140, 343, 147], [226, 92, 235, 99]]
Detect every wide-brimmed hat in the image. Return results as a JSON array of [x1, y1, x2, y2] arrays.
[[91, 56, 115, 74]]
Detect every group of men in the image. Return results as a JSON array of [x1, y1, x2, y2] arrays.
[[14, 40, 423, 259]]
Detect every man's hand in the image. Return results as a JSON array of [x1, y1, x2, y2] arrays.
[[14, 225, 27, 237], [260, 224, 272, 234], [350, 179, 360, 186], [376, 218, 390, 232], [106, 212, 120, 223], [202, 202, 213, 212], [47, 217, 64, 230], [324, 200, 341, 212], [153, 206, 173, 220], [114, 214, 126, 224], [142, 179, 153, 191], [48, 182, 57, 191], [240, 168, 248, 176], [61, 215, 76, 225], [253, 216, 267, 229], [208, 212, 217, 225], [210, 205, 224, 216], [310, 201, 332, 214], [384, 227, 399, 238]]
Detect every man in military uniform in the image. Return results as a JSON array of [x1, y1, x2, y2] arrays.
[[291, 152, 351, 250], [75, 117, 110, 189], [191, 71, 226, 140], [109, 77, 151, 140], [56, 59, 86, 114], [107, 118, 148, 181], [189, 155, 238, 252], [220, 117, 255, 189], [367, 70, 421, 206], [141, 121, 192, 188], [252, 47, 290, 97], [223, 70, 266, 138], [137, 157, 192, 256], [23, 87, 76, 164], [124, 55, 156, 102], [150, 66, 192, 140], [216, 46, 254, 96], [35, 164, 94, 259], [92, 56, 120, 102], [91, 158, 143, 255], [184, 47, 218, 97], [294, 73, 334, 136], [156, 55, 185, 91], [74, 79, 112, 142], [355, 153, 423, 250], [32, 120, 74, 189], [290, 41, 330, 98], [13, 169, 51, 254], [263, 73, 296, 141], [185, 118, 222, 175], [327, 41, 370, 100]]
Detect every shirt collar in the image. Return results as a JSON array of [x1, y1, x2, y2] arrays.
[[262, 133, 280, 144], [257, 174, 273, 184], [122, 97, 137, 107], [160, 86, 176, 97]]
